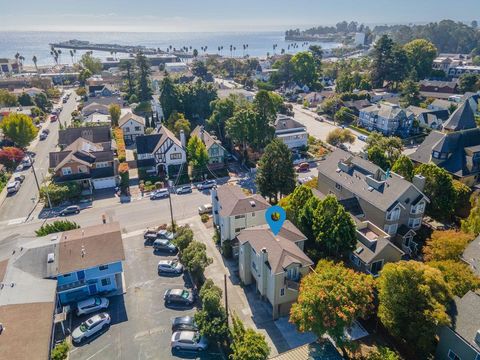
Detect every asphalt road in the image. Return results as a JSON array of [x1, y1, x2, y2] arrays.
[[0, 90, 78, 222]]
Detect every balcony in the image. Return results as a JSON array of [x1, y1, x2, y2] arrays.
[[285, 277, 301, 291], [57, 279, 86, 292]]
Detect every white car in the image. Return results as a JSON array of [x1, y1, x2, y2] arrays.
[[171, 331, 208, 351], [6, 181, 20, 194], [198, 203, 212, 215], [76, 297, 109, 316], [72, 312, 111, 343], [158, 259, 183, 274]]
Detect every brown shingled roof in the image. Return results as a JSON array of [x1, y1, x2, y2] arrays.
[[57, 222, 125, 275], [216, 185, 270, 217]]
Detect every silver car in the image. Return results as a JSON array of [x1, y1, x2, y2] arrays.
[[158, 259, 183, 274], [72, 312, 111, 343], [171, 331, 208, 351], [76, 297, 109, 316]]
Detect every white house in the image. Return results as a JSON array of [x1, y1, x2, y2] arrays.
[[274, 115, 308, 149], [119, 111, 145, 143], [212, 185, 270, 244], [165, 62, 188, 73]]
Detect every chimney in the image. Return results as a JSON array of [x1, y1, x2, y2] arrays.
[[412, 174, 426, 192], [200, 126, 205, 143], [180, 130, 186, 148]]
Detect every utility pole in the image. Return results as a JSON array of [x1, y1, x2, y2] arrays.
[[166, 177, 175, 231], [224, 274, 229, 327], [29, 154, 52, 209]]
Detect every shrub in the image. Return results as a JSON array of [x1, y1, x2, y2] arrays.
[[173, 225, 194, 252], [113, 128, 126, 162], [222, 239, 233, 258], [40, 182, 81, 206], [36, 220, 80, 237], [200, 214, 209, 223], [51, 340, 69, 360]]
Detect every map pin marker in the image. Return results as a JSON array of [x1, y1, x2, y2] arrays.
[[265, 205, 286, 236]]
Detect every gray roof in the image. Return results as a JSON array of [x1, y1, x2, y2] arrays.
[[354, 230, 404, 264], [448, 291, 480, 352], [361, 102, 406, 120], [216, 185, 270, 217], [319, 149, 426, 212], [430, 99, 454, 110], [443, 101, 477, 131], [58, 126, 112, 147], [119, 112, 145, 127], [419, 79, 458, 89], [237, 221, 313, 274], [462, 235, 480, 276], [275, 115, 306, 132], [191, 125, 225, 151]]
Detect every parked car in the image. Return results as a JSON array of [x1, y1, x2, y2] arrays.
[[15, 164, 24, 172], [164, 288, 195, 306], [197, 180, 216, 191], [171, 331, 207, 351], [296, 162, 310, 172], [76, 297, 109, 316], [357, 134, 368, 142], [176, 185, 192, 195], [158, 259, 183, 274], [153, 239, 177, 253], [314, 116, 324, 122], [13, 174, 25, 183], [198, 203, 213, 215], [50, 115, 58, 122], [150, 188, 169, 200], [21, 157, 33, 167], [157, 230, 174, 241], [60, 205, 80, 216], [71, 313, 111, 343], [171, 316, 198, 332], [39, 131, 48, 140], [6, 181, 20, 194]]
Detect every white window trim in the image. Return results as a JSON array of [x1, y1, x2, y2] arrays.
[[410, 200, 426, 215], [62, 167, 72, 176], [386, 206, 401, 221], [447, 349, 461, 360]]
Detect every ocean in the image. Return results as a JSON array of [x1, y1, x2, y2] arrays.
[[0, 31, 342, 66]]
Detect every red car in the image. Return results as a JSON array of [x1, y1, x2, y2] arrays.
[[296, 162, 310, 172], [50, 115, 58, 122]]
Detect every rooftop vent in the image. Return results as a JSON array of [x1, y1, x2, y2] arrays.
[[249, 200, 256, 207], [355, 247, 364, 254], [367, 186, 374, 192], [47, 253, 55, 264]]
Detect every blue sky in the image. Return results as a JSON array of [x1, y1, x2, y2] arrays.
[[1, 0, 478, 32]]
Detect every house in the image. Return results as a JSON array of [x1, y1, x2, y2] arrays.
[[237, 221, 313, 319], [300, 92, 324, 108], [350, 220, 404, 276], [409, 101, 480, 186], [49, 137, 117, 189], [317, 149, 429, 254], [461, 234, 480, 276], [83, 96, 125, 109], [274, 115, 308, 149], [191, 125, 227, 169], [0, 105, 35, 121], [428, 99, 456, 112], [81, 102, 110, 117], [358, 102, 415, 137], [11, 87, 44, 97], [119, 111, 145, 144], [58, 125, 113, 149], [136, 126, 187, 177], [369, 89, 398, 103], [0, 58, 18, 74], [0, 222, 125, 359], [407, 105, 449, 130], [217, 88, 255, 102], [211, 184, 271, 244], [419, 79, 458, 94], [436, 291, 480, 360], [88, 84, 116, 97], [84, 112, 111, 124], [343, 99, 372, 115]]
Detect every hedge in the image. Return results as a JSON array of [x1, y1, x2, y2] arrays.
[[36, 220, 80, 237], [113, 128, 126, 162]]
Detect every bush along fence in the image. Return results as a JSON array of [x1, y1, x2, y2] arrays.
[[113, 128, 126, 162]]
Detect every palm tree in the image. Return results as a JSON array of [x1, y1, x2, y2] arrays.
[[32, 56, 38, 72], [57, 49, 62, 64], [230, 45, 233, 58], [73, 49, 77, 63], [14, 52, 20, 73], [70, 50, 75, 64]]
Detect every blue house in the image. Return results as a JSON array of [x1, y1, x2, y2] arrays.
[[54, 222, 126, 304]]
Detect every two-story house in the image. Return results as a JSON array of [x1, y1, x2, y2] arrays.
[[317, 149, 429, 255], [191, 125, 227, 169], [237, 221, 313, 319], [409, 100, 480, 186], [212, 184, 270, 245], [119, 111, 145, 144], [274, 115, 308, 149], [358, 102, 415, 137], [136, 126, 187, 177], [49, 136, 117, 190], [407, 105, 449, 130], [436, 291, 480, 360]]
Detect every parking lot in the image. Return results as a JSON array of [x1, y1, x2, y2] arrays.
[[69, 231, 223, 360]]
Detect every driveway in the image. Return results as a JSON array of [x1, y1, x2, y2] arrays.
[[69, 231, 222, 360]]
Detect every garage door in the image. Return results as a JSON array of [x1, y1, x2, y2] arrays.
[[92, 177, 116, 189]]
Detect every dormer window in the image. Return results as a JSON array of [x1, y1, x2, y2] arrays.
[[386, 206, 401, 221], [411, 201, 426, 215]]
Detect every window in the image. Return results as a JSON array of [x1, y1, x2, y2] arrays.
[[96, 161, 109, 168], [234, 214, 246, 219], [432, 151, 440, 159], [99, 265, 109, 271], [101, 278, 111, 287], [411, 201, 425, 215], [63, 273, 71, 277], [170, 153, 182, 160], [62, 167, 72, 176], [124, 127, 130, 133], [447, 350, 461, 360], [78, 166, 87, 173], [280, 288, 285, 296], [370, 260, 383, 276], [251, 212, 255, 217], [386, 207, 400, 221], [335, 183, 342, 190], [234, 227, 245, 233], [408, 217, 421, 229], [384, 223, 398, 235], [287, 267, 299, 281], [134, 126, 141, 131]]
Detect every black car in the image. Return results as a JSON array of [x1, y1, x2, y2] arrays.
[[164, 289, 195, 306], [172, 316, 198, 332], [60, 205, 80, 216]]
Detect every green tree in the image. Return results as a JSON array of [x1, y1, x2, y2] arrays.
[[298, 196, 321, 245], [290, 51, 318, 89], [368, 145, 390, 171], [428, 260, 480, 297], [414, 163, 456, 220], [187, 135, 209, 180], [391, 155, 414, 181], [120, 60, 135, 97], [34, 93, 51, 112], [286, 185, 313, 225], [453, 179, 471, 217], [290, 260, 375, 356], [377, 261, 452, 356], [159, 76, 179, 120], [0, 113, 38, 148], [0, 89, 18, 107], [172, 225, 194, 252], [365, 347, 401, 360], [334, 106, 355, 125], [321, 96, 343, 116], [403, 39, 438, 79], [109, 104, 121, 127], [194, 279, 229, 344], [251, 90, 276, 150], [180, 241, 212, 282], [51, 340, 69, 360], [173, 117, 191, 139], [40, 182, 81, 206], [226, 108, 253, 153], [312, 195, 357, 257], [230, 315, 270, 360], [365, 132, 403, 163], [458, 73, 480, 93], [36, 220, 80, 237], [79, 53, 102, 74], [462, 199, 480, 235], [371, 35, 409, 88], [256, 139, 296, 203], [17, 93, 34, 106], [308, 44, 323, 76], [177, 79, 217, 122], [208, 95, 240, 143], [400, 77, 421, 107], [423, 230, 473, 262], [326, 128, 355, 147], [78, 68, 92, 87], [135, 52, 152, 101]]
